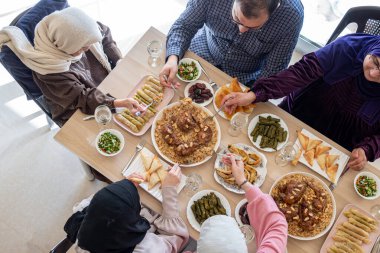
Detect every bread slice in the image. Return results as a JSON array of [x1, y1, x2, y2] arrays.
[[148, 156, 162, 174], [140, 149, 154, 171], [303, 149, 315, 167], [317, 153, 328, 171], [326, 164, 338, 182], [297, 131, 309, 151], [315, 144, 332, 158], [307, 139, 322, 151], [148, 172, 160, 190], [326, 154, 339, 168]]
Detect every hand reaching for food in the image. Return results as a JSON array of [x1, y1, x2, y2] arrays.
[[222, 91, 256, 115], [348, 148, 367, 171], [126, 172, 145, 186], [162, 164, 182, 187], [222, 154, 246, 186], [159, 55, 181, 88], [114, 98, 145, 114]]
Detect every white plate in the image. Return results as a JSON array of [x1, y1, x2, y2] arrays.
[[151, 101, 221, 167], [212, 83, 248, 120], [184, 80, 214, 106], [247, 113, 289, 152], [176, 58, 202, 83], [295, 128, 350, 184], [353, 171, 380, 200], [269, 172, 337, 241], [186, 190, 231, 232], [122, 147, 186, 202], [214, 143, 267, 194], [95, 129, 125, 157], [235, 198, 248, 226]]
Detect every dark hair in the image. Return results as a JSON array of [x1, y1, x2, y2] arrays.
[[235, 0, 280, 18]]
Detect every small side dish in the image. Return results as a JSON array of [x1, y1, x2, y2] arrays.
[[239, 202, 250, 225], [354, 171, 380, 200], [250, 115, 288, 150], [96, 129, 124, 156], [188, 82, 213, 104], [176, 58, 201, 82], [191, 192, 227, 225]]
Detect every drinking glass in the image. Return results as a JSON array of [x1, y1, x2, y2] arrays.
[[228, 112, 249, 137], [95, 105, 112, 130], [370, 204, 380, 219], [183, 173, 202, 196], [275, 142, 298, 167], [239, 224, 255, 244], [147, 40, 163, 68]]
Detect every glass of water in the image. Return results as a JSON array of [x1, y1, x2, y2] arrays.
[[95, 105, 112, 130], [183, 173, 202, 197], [275, 142, 298, 167], [147, 40, 163, 68], [239, 224, 255, 244], [370, 204, 380, 220], [228, 112, 248, 137]]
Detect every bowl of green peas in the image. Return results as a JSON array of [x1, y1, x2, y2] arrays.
[[96, 129, 124, 157], [354, 171, 379, 200]]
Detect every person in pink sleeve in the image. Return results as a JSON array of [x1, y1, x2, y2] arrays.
[[222, 154, 288, 253]]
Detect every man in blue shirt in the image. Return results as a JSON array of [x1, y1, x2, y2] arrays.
[[160, 0, 303, 87]]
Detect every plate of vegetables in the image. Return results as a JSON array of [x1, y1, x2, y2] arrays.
[[184, 80, 214, 106], [95, 129, 124, 157], [177, 58, 202, 82], [354, 171, 380, 200]]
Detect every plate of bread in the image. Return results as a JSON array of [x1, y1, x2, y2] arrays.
[[122, 147, 186, 202], [114, 75, 174, 136], [292, 129, 350, 184], [213, 78, 255, 120]]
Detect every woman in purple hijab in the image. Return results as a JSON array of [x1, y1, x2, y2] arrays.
[[223, 34, 380, 170]]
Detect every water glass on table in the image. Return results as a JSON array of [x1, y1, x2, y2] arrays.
[[183, 173, 202, 197], [228, 112, 249, 137], [147, 40, 162, 68], [240, 224, 255, 244], [274, 142, 298, 167], [370, 204, 380, 220], [95, 104, 112, 130]]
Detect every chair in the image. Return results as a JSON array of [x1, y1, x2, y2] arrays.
[[326, 6, 380, 44]]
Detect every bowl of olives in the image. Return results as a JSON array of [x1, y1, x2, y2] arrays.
[[184, 80, 214, 106]]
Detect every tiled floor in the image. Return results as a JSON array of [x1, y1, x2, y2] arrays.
[[0, 1, 379, 252]]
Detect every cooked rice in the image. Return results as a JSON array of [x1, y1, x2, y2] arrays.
[[271, 174, 334, 238], [154, 99, 218, 164]]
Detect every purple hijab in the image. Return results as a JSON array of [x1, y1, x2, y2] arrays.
[[315, 33, 380, 125]]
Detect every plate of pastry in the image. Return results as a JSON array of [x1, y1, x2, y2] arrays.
[[292, 129, 350, 184], [122, 147, 186, 202]]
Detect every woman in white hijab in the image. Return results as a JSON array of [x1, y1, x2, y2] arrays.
[[0, 7, 143, 125]]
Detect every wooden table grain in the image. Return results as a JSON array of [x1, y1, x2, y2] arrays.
[[54, 27, 380, 252]]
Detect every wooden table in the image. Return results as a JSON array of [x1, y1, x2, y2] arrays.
[[55, 27, 380, 252]]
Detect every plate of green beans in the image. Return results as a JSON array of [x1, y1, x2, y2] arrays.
[[248, 113, 289, 152]]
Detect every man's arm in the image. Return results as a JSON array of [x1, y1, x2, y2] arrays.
[[165, 0, 210, 60]]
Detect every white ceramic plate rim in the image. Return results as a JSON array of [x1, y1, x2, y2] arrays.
[[151, 101, 221, 167], [183, 80, 214, 106], [269, 171, 337, 241], [247, 113, 289, 153], [235, 198, 248, 226], [186, 189, 232, 232], [213, 143, 267, 194], [176, 58, 202, 83], [353, 171, 380, 200], [95, 129, 124, 157]]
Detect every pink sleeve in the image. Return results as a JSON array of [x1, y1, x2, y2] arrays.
[[245, 185, 288, 253]]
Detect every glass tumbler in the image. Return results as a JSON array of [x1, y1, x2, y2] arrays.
[[147, 40, 163, 68]]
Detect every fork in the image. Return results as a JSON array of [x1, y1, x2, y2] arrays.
[[121, 140, 146, 175], [203, 97, 233, 123], [163, 75, 184, 100], [197, 60, 217, 90], [329, 164, 350, 191], [135, 99, 156, 117]]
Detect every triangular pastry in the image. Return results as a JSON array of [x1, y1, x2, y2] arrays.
[[148, 172, 160, 190], [303, 149, 315, 166], [141, 149, 154, 171], [230, 78, 243, 92], [326, 154, 339, 168], [315, 145, 332, 158], [156, 168, 168, 182], [297, 131, 309, 151], [326, 164, 338, 182], [148, 156, 162, 174], [307, 139, 322, 151], [317, 153, 328, 171]]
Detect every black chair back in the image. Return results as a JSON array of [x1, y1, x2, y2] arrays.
[[327, 6, 380, 44]]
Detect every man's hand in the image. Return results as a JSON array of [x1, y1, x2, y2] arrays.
[[348, 148, 367, 171], [221, 92, 256, 114], [159, 55, 181, 88]]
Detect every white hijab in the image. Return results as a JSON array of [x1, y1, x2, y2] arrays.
[[197, 215, 248, 253], [0, 7, 111, 75]]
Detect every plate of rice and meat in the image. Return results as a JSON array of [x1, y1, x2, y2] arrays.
[[151, 98, 221, 167], [270, 172, 336, 240]]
